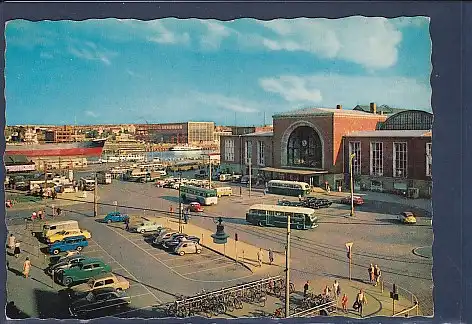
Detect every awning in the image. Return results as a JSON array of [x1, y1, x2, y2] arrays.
[[260, 167, 328, 175]]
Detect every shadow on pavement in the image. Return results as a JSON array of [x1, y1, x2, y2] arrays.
[[33, 288, 70, 319], [159, 195, 180, 203], [6, 302, 30, 319]]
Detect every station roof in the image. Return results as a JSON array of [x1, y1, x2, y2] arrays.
[[345, 130, 432, 138], [273, 107, 379, 118], [260, 167, 328, 175], [242, 131, 274, 137]]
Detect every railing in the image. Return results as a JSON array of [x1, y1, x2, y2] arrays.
[[289, 300, 337, 318], [381, 280, 420, 317]]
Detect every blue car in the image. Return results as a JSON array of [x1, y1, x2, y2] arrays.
[[48, 235, 89, 255], [102, 212, 129, 224]]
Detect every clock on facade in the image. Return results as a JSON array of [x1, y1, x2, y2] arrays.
[[301, 140, 308, 147]]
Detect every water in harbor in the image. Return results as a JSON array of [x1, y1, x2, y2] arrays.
[[88, 149, 218, 163]]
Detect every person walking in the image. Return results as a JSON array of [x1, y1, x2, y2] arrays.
[[368, 264, 374, 283], [23, 257, 31, 278], [341, 293, 348, 313], [333, 280, 340, 300], [268, 249, 274, 265], [323, 285, 331, 298], [31, 212, 37, 221], [14, 241, 21, 258], [303, 281, 310, 297], [124, 217, 130, 231], [355, 289, 367, 317], [7, 234, 16, 251], [169, 205, 174, 216], [374, 265, 382, 286], [257, 248, 263, 267]]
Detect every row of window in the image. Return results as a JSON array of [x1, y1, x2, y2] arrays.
[[268, 183, 303, 189], [349, 141, 432, 177], [249, 210, 307, 218], [223, 139, 266, 166]]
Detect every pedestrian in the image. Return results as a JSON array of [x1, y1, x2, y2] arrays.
[[183, 212, 189, 224], [263, 187, 266, 196], [268, 249, 274, 265], [323, 285, 331, 298], [23, 257, 31, 278], [124, 218, 130, 231], [341, 293, 348, 313], [303, 281, 310, 297], [37, 210, 43, 220], [14, 241, 21, 258], [355, 289, 367, 317], [169, 205, 174, 216], [368, 264, 374, 283], [7, 234, 16, 251], [257, 248, 263, 267], [333, 280, 340, 299], [31, 212, 37, 221], [298, 195, 302, 202], [374, 265, 382, 286]]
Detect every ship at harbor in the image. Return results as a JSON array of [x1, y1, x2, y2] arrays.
[[169, 145, 203, 152], [6, 138, 107, 158]]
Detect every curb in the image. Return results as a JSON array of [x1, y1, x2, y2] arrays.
[[412, 246, 432, 259], [199, 243, 254, 274]]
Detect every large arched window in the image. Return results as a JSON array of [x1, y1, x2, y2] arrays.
[[287, 126, 322, 168]]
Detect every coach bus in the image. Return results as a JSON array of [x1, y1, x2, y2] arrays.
[[246, 204, 318, 230], [180, 185, 218, 206], [266, 180, 311, 197]]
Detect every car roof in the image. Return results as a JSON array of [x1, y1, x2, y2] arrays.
[[403, 211, 414, 216], [90, 272, 116, 280], [80, 258, 105, 265], [91, 287, 120, 295], [62, 235, 86, 240]]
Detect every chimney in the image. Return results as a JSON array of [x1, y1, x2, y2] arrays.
[[370, 102, 377, 114], [336, 104, 342, 110]]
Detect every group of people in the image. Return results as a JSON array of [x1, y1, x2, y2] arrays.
[[302, 280, 368, 317], [6, 233, 31, 278], [30, 210, 45, 221], [368, 264, 382, 286], [256, 248, 275, 267]]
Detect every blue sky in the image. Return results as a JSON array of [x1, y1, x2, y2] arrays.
[[5, 17, 431, 126]]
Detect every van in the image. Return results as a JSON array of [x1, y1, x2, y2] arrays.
[[215, 186, 233, 198], [43, 220, 80, 238]]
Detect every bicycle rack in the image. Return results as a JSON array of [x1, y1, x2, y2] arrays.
[[288, 300, 337, 318], [166, 275, 285, 310]]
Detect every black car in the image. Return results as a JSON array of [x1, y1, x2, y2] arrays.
[[163, 236, 201, 250], [47, 255, 90, 276], [161, 233, 187, 249], [163, 182, 175, 188], [69, 287, 131, 318]]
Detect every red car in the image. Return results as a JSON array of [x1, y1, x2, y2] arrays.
[[188, 202, 204, 212], [340, 196, 364, 205]]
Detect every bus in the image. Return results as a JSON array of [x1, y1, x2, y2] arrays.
[[97, 171, 112, 184], [138, 163, 166, 172], [246, 204, 318, 230], [266, 180, 311, 197], [180, 185, 218, 206], [215, 186, 233, 198]]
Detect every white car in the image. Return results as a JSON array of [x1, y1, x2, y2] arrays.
[[135, 221, 163, 234]]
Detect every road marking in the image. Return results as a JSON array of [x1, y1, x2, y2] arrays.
[[105, 225, 255, 283], [89, 238, 162, 304], [110, 305, 154, 317], [170, 256, 226, 269], [178, 263, 236, 276], [128, 292, 154, 299]]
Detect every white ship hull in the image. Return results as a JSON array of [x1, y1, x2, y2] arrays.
[[169, 146, 203, 151]]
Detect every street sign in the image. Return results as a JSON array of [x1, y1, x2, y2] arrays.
[[390, 292, 399, 300], [235, 233, 238, 241], [345, 242, 353, 259]]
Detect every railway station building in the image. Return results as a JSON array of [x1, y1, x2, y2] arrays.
[[219, 103, 433, 197]]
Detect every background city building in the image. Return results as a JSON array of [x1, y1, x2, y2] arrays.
[[135, 122, 215, 145]]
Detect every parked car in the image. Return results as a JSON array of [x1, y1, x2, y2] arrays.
[[59, 258, 112, 286], [134, 221, 162, 234], [68, 273, 130, 299], [174, 241, 203, 256], [47, 254, 90, 276], [102, 212, 129, 224], [340, 196, 365, 206], [399, 211, 417, 224], [48, 236, 89, 255], [69, 287, 131, 318], [152, 231, 178, 246], [47, 229, 92, 244], [305, 198, 332, 208], [188, 202, 204, 212], [164, 236, 201, 251], [161, 233, 187, 247]]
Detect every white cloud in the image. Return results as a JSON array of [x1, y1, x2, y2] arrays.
[[260, 76, 322, 102], [85, 110, 99, 118], [256, 17, 403, 69], [259, 74, 431, 110], [199, 20, 232, 50], [194, 92, 260, 113], [146, 21, 190, 45], [68, 41, 115, 65]]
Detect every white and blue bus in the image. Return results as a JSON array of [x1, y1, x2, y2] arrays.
[[180, 185, 218, 206], [266, 180, 311, 197], [246, 204, 318, 230]]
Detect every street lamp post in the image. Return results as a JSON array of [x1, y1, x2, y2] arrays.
[[285, 213, 291, 318], [94, 172, 98, 217], [178, 172, 182, 233], [248, 158, 252, 197], [349, 153, 356, 217]]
